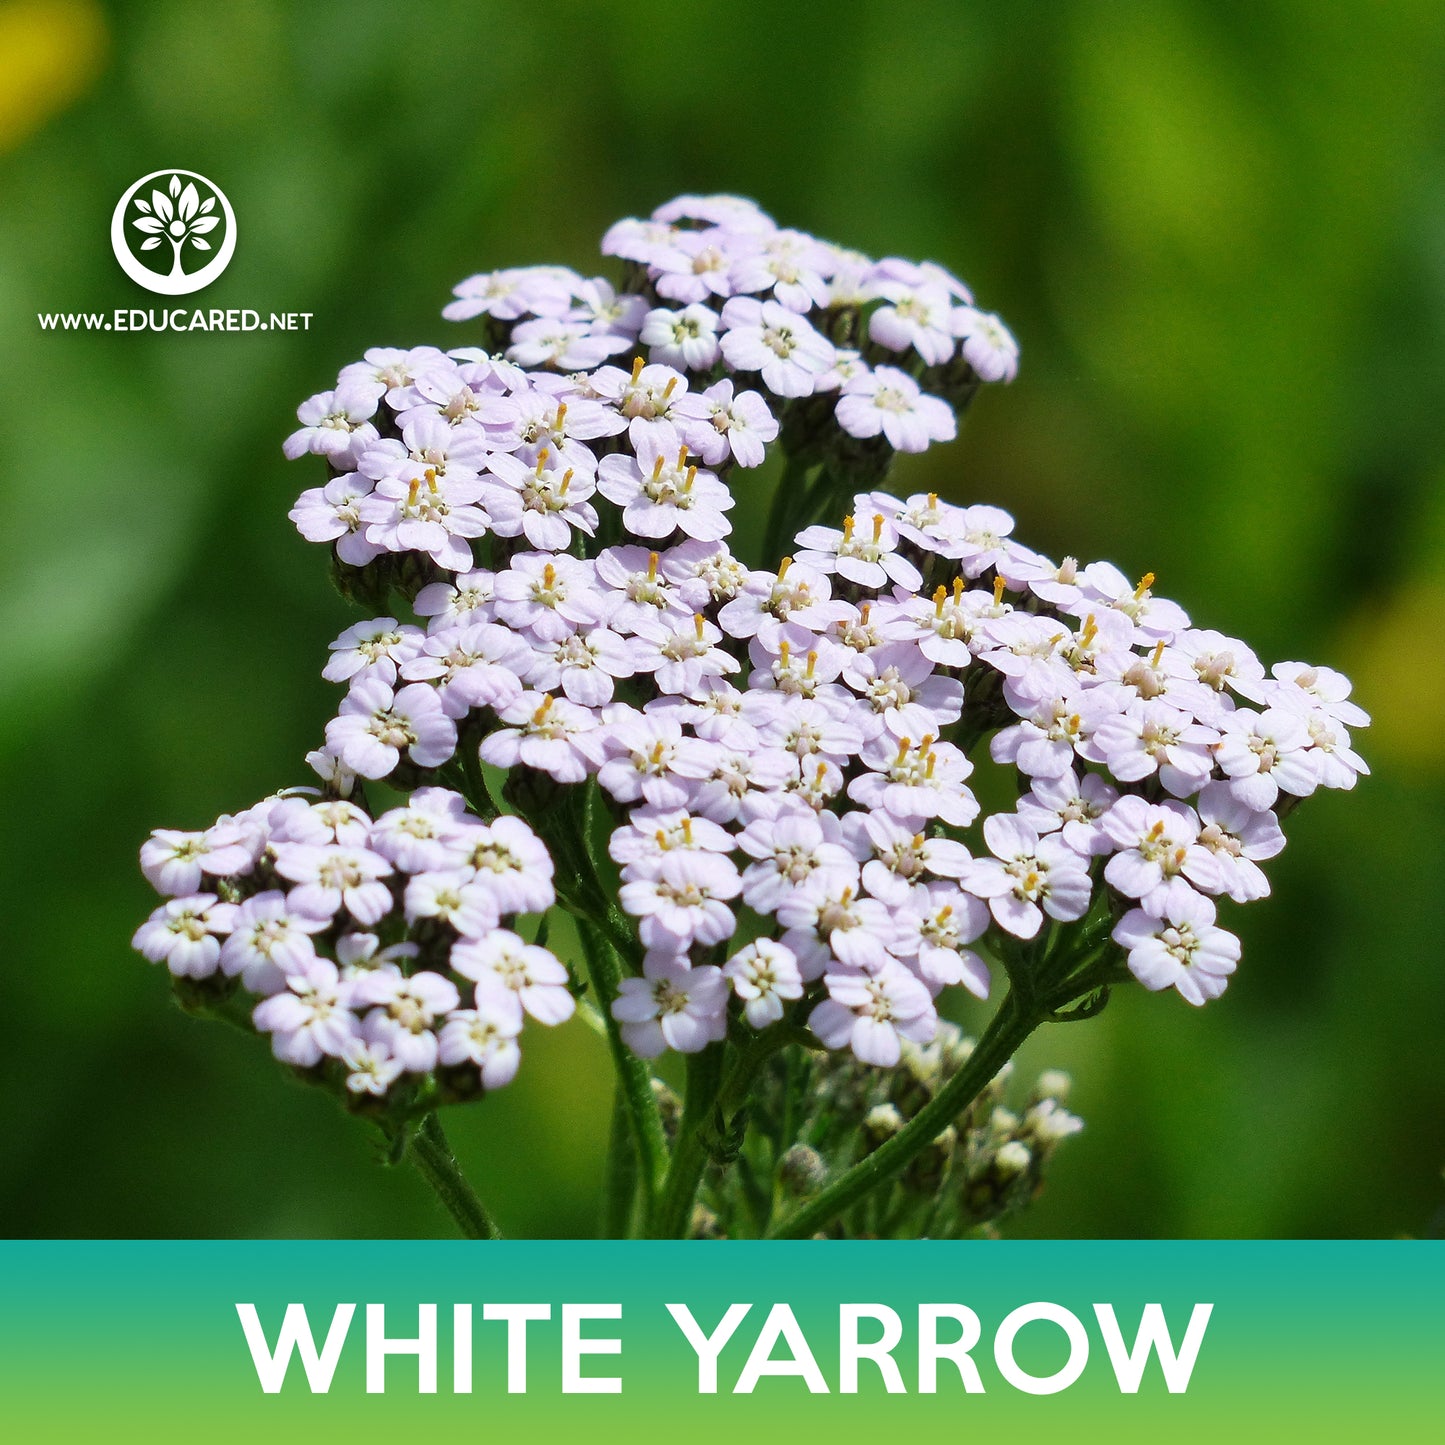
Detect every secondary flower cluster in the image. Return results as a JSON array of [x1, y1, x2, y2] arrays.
[[136, 193, 1369, 1121], [134, 790, 572, 1102]]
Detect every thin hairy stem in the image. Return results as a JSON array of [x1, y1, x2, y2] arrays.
[[408, 1112, 501, 1239], [576, 919, 670, 1222]]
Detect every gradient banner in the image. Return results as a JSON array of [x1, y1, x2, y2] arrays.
[[1, 1242, 1438, 1442]]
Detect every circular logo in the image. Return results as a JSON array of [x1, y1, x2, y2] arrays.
[[110, 169, 237, 295]]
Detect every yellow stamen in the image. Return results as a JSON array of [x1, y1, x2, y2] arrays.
[[896, 736, 912, 765], [953, 576, 964, 603], [805, 649, 817, 679], [647, 551, 659, 581], [927, 492, 937, 509], [554, 401, 567, 429], [1135, 571, 1156, 599], [779, 640, 791, 668], [651, 454, 666, 481], [842, 515, 855, 542], [777, 556, 792, 580], [1151, 639, 1166, 667], [535, 447, 551, 477], [694, 613, 706, 642], [542, 562, 556, 589], [993, 575, 1006, 605], [559, 469, 573, 496], [407, 478, 420, 506], [872, 513, 884, 542], [682, 818, 693, 845], [662, 376, 679, 400], [934, 584, 947, 618], [683, 464, 697, 491], [938, 905, 953, 922], [630, 356, 644, 383], [532, 695, 554, 724], [650, 741, 666, 765]]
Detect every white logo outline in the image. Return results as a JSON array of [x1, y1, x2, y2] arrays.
[[110, 169, 237, 296]]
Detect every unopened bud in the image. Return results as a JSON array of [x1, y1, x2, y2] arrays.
[[779, 1145, 828, 1196], [865, 1103, 906, 1139]]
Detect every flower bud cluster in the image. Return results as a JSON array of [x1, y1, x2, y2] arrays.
[[702, 1019, 1081, 1238]]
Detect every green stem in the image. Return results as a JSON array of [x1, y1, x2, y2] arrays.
[[601, 1087, 638, 1239], [652, 1044, 726, 1238], [408, 1113, 500, 1239], [762, 451, 820, 566], [576, 919, 670, 1221], [769, 992, 1041, 1239]]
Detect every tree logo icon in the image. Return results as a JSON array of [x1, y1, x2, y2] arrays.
[[110, 169, 237, 296]]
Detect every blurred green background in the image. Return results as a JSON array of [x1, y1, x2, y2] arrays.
[[3, 0, 1442, 1239]]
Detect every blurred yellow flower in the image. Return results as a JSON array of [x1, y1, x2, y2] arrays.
[[0, 0, 106, 153], [1340, 580, 1445, 772]]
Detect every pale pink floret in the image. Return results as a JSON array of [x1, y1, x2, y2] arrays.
[[1114, 894, 1240, 1007], [437, 1006, 523, 1089], [723, 939, 805, 1028], [325, 678, 458, 779], [451, 931, 575, 1026], [611, 956, 729, 1058], [834, 366, 956, 454], [132, 894, 237, 979], [963, 815, 1092, 940], [810, 961, 938, 1067]]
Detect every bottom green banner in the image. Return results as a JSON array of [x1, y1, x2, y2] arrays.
[[0, 1242, 1437, 1440]]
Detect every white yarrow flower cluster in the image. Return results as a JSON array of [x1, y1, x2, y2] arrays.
[[138, 193, 1369, 1133]]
